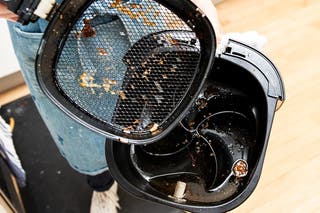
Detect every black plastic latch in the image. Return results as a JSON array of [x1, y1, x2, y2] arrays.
[[16, 0, 41, 25], [1, 0, 41, 25]]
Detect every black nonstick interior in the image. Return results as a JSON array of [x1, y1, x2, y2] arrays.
[[106, 57, 269, 207]]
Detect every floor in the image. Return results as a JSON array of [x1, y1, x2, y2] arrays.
[[0, 0, 319, 212], [216, 0, 320, 212], [0, 96, 181, 213]]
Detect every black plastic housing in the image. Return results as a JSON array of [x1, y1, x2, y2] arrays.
[[0, 0, 40, 24], [105, 40, 285, 212]]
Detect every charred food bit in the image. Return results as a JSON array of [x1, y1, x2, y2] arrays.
[[233, 160, 248, 178], [81, 19, 96, 38]]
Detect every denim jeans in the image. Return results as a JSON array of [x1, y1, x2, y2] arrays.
[[7, 0, 169, 175]]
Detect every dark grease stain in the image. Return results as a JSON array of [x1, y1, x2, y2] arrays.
[[58, 135, 64, 145]]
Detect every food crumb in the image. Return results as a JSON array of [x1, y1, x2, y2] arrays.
[[75, 31, 80, 39], [123, 126, 134, 132], [78, 73, 101, 88], [9, 117, 15, 132], [102, 83, 111, 93], [97, 48, 108, 56], [130, 3, 142, 9], [233, 160, 248, 177], [143, 17, 156, 27], [133, 119, 141, 125], [119, 91, 127, 100], [108, 79, 117, 85], [167, 35, 179, 45], [81, 19, 96, 38], [170, 67, 176, 72], [149, 123, 159, 132]]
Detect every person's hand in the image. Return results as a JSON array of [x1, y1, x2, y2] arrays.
[[0, 3, 18, 22]]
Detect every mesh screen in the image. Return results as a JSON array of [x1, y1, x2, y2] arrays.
[[55, 0, 201, 134]]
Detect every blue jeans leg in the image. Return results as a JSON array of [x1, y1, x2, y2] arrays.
[[7, 21, 108, 175]]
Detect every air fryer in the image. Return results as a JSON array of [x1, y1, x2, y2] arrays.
[[1, 0, 285, 211], [105, 39, 285, 212]]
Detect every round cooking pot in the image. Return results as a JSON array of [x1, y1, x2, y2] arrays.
[[105, 40, 285, 212]]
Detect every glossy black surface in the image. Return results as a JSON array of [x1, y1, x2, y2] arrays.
[[105, 45, 284, 212]]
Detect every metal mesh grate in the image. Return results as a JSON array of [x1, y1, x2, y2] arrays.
[[55, 0, 201, 134]]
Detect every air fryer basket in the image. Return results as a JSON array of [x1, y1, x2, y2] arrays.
[[105, 40, 285, 212]]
